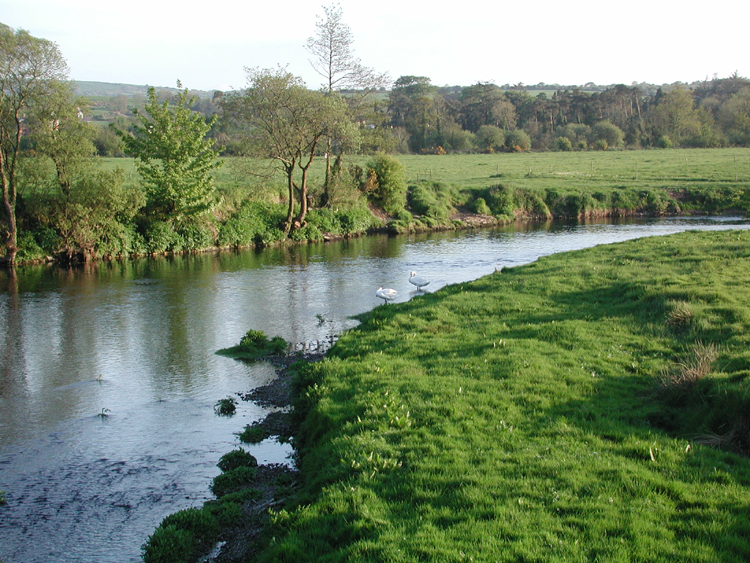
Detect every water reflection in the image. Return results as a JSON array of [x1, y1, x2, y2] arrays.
[[1, 217, 749, 563]]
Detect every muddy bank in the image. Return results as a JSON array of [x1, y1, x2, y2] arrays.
[[209, 352, 324, 563]]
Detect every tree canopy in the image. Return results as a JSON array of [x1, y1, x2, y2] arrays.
[[0, 23, 69, 264], [114, 84, 221, 221]]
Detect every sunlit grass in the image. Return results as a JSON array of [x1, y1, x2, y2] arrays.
[[259, 230, 750, 562]]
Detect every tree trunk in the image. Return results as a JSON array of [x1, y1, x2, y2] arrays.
[[1, 168, 18, 267], [283, 164, 295, 235]]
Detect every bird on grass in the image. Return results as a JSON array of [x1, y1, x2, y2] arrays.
[[376, 287, 398, 304], [409, 271, 430, 291]]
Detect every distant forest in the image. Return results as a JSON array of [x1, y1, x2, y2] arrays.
[[82, 73, 750, 158]]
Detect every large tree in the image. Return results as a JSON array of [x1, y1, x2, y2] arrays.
[[222, 67, 357, 234], [114, 84, 221, 222], [305, 3, 389, 95], [0, 23, 69, 265], [305, 4, 389, 202]]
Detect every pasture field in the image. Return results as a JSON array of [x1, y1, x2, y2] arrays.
[[259, 229, 750, 562], [99, 147, 750, 198], [397, 148, 750, 192]]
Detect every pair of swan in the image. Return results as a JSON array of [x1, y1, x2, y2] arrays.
[[376, 271, 430, 304]]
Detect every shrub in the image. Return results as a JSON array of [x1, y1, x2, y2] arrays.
[[407, 182, 454, 220], [591, 120, 625, 148], [475, 125, 505, 152], [556, 136, 573, 151], [211, 466, 258, 498], [472, 197, 492, 215], [217, 448, 258, 472], [592, 139, 609, 151], [503, 129, 531, 152], [214, 396, 237, 416], [142, 507, 220, 563], [656, 135, 673, 148], [365, 154, 408, 215], [238, 424, 271, 444]]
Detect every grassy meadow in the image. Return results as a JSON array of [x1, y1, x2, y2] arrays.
[[253, 229, 750, 562], [100, 146, 750, 196]]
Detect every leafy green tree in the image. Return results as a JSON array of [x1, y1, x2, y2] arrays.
[[114, 84, 221, 221], [475, 125, 505, 152], [0, 23, 69, 265], [719, 87, 750, 145], [27, 81, 96, 196], [222, 67, 358, 233], [590, 120, 624, 148], [460, 83, 517, 132], [647, 88, 702, 146], [504, 129, 532, 152]]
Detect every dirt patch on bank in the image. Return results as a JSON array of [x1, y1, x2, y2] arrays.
[[211, 352, 324, 563]]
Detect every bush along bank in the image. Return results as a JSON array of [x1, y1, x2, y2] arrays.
[[250, 229, 750, 562]]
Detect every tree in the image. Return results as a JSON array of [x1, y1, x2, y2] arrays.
[[647, 88, 702, 146], [305, 4, 389, 201], [306, 3, 388, 94], [590, 120, 625, 149], [114, 84, 221, 221], [0, 23, 69, 265], [28, 81, 96, 196], [475, 125, 505, 152], [222, 67, 358, 234], [460, 83, 517, 133]]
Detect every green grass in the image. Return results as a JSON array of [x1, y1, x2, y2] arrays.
[[256, 230, 750, 562], [98, 146, 750, 193]]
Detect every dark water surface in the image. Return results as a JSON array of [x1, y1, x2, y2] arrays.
[[1, 217, 748, 562]]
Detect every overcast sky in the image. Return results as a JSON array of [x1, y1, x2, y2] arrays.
[[2, 0, 748, 92]]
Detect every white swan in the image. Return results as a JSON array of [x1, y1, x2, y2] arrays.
[[409, 271, 430, 291], [376, 287, 398, 304]]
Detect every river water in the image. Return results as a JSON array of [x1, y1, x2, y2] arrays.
[[1, 216, 748, 563]]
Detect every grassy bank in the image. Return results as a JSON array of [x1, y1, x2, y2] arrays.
[[253, 229, 750, 562]]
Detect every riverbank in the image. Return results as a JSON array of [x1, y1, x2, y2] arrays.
[[241, 229, 750, 562]]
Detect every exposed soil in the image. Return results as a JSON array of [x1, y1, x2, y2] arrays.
[[211, 352, 325, 563]]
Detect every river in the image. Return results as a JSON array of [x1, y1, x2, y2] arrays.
[[1, 216, 748, 563]]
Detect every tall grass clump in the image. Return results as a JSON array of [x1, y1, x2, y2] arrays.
[[253, 229, 750, 563]]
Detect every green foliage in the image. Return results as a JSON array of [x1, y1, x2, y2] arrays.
[[115, 84, 221, 221], [217, 329, 287, 361], [474, 125, 505, 152], [365, 154, 408, 214], [556, 136, 573, 151], [214, 396, 237, 416], [24, 167, 146, 259], [142, 508, 220, 563], [256, 230, 750, 563], [590, 120, 625, 148], [407, 182, 455, 220], [238, 424, 271, 444], [472, 197, 492, 215], [210, 466, 258, 498], [217, 448, 258, 472], [503, 129, 532, 151]]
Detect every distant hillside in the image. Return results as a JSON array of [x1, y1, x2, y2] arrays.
[[74, 81, 216, 98]]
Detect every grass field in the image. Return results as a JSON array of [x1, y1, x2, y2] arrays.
[[255, 229, 750, 562], [396, 148, 750, 191], [99, 147, 750, 195]]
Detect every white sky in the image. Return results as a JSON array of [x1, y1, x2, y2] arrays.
[[2, 0, 748, 92]]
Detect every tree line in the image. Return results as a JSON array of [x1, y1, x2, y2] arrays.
[[3, 6, 750, 267]]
